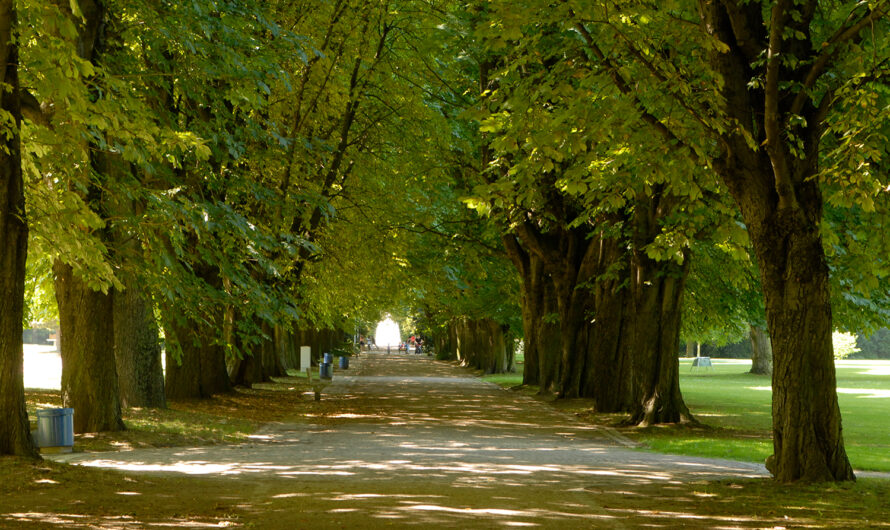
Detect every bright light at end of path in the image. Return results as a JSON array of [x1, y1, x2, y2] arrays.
[[375, 317, 400, 347]]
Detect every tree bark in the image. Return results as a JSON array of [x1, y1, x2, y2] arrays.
[[511, 219, 635, 406], [54, 262, 125, 433], [164, 318, 231, 400], [114, 280, 165, 408], [583, 233, 633, 412], [545, 227, 597, 399], [503, 235, 560, 391], [749, 325, 773, 376], [512, 223, 595, 399], [449, 317, 511, 374], [162, 263, 231, 400], [229, 320, 285, 387], [626, 252, 694, 426], [0, 1, 38, 456], [748, 202, 852, 482], [275, 324, 299, 372], [434, 322, 456, 360], [295, 326, 340, 364], [625, 192, 694, 426]]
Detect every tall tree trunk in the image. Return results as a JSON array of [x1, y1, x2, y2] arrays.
[[164, 318, 231, 400], [535, 276, 561, 393], [713, 88, 852, 481], [626, 254, 694, 426], [504, 235, 559, 388], [46, 0, 125, 434], [748, 202, 853, 482], [451, 318, 510, 374], [550, 228, 597, 399], [275, 324, 298, 371], [625, 192, 694, 426], [54, 262, 125, 433], [583, 234, 632, 412], [163, 263, 231, 400], [113, 282, 165, 408], [749, 325, 772, 376], [552, 270, 590, 399], [0, 2, 38, 455], [512, 223, 597, 398], [512, 219, 634, 405], [229, 321, 284, 387]]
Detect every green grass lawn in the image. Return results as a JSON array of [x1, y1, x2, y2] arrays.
[[668, 358, 890, 472], [482, 358, 890, 472]]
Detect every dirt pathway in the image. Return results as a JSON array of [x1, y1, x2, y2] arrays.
[[37, 353, 775, 528]]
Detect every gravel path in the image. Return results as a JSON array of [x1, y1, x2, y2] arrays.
[[52, 352, 770, 528]]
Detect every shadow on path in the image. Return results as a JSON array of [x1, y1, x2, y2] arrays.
[[41, 353, 800, 528]]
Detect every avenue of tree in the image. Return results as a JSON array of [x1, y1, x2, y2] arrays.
[[1, 0, 888, 485]]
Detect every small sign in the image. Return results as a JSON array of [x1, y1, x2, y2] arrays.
[[300, 346, 311, 371]]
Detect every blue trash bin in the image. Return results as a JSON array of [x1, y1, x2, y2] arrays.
[[338, 356, 349, 369], [319, 362, 333, 380], [323, 352, 333, 364], [36, 408, 74, 450]]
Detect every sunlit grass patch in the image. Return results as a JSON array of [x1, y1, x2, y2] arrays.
[[481, 373, 524, 387], [670, 358, 890, 472]]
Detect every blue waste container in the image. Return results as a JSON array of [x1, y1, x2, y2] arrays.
[[36, 408, 74, 450], [338, 356, 349, 369], [323, 352, 333, 364], [319, 362, 333, 380]]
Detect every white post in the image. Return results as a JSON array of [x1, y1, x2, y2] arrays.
[[300, 346, 311, 371]]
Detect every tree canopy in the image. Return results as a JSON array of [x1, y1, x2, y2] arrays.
[[2, 0, 890, 484]]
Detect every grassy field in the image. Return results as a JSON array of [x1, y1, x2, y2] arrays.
[[483, 358, 890, 473]]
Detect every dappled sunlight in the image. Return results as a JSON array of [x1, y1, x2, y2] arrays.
[[859, 366, 890, 376], [836, 387, 890, 399], [217, 479, 841, 529], [3, 512, 236, 528], [73, 450, 754, 485], [837, 360, 890, 376], [602, 507, 775, 526], [748, 383, 890, 399], [37, 352, 824, 528], [60, 353, 766, 491], [746, 383, 890, 399]]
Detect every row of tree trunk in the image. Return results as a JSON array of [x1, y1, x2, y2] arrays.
[[53, 265, 342, 432], [0, 0, 345, 452], [500, 195, 695, 426], [435, 317, 515, 374]]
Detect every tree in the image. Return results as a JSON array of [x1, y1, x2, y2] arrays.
[[559, 1, 890, 481], [696, 1, 888, 482], [0, 0, 38, 457], [467, 9, 712, 423], [32, 0, 125, 433], [748, 325, 773, 376], [113, 281, 165, 408]]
